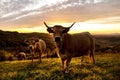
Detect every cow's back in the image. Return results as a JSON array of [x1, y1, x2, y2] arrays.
[[35, 39, 46, 53], [73, 32, 95, 49], [39, 39, 46, 52], [62, 32, 94, 56]]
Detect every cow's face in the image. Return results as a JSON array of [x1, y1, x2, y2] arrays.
[[50, 25, 69, 42], [44, 22, 75, 42], [25, 38, 39, 50]]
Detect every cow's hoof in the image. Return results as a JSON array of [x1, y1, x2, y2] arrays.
[[65, 70, 69, 73], [61, 68, 70, 73]]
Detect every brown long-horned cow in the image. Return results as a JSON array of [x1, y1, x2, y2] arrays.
[[44, 22, 95, 71], [25, 38, 46, 63]]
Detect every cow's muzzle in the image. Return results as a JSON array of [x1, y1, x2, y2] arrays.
[[55, 37, 61, 42], [29, 45, 33, 50]]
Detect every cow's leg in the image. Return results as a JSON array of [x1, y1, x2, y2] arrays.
[[66, 57, 72, 67], [88, 55, 92, 63], [31, 51, 34, 62], [65, 57, 72, 72], [61, 57, 68, 72], [80, 56, 84, 65], [39, 52, 42, 63], [61, 59, 66, 71], [61, 57, 72, 72], [90, 49, 95, 64]]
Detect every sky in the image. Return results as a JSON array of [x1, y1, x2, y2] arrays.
[[0, 0, 120, 34]]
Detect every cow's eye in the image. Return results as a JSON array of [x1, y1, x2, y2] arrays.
[[51, 29, 55, 33], [47, 28, 54, 33], [62, 29, 66, 33]]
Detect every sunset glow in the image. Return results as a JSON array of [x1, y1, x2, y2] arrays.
[[0, 0, 120, 34], [9, 20, 120, 35]]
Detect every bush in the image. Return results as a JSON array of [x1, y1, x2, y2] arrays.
[[0, 50, 14, 61], [8, 55, 14, 61], [0, 50, 6, 61]]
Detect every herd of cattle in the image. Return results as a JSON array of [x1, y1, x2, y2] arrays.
[[14, 22, 120, 71], [16, 22, 96, 71]]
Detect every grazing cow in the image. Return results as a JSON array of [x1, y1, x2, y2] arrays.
[[44, 22, 95, 71], [25, 38, 46, 63], [18, 52, 26, 60]]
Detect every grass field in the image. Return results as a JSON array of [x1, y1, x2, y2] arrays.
[[0, 53, 120, 80]]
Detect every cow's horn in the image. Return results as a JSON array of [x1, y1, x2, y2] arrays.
[[44, 22, 49, 28], [69, 22, 75, 28]]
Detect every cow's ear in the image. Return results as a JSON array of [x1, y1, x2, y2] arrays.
[[62, 28, 70, 33], [47, 28, 54, 33], [44, 22, 54, 33]]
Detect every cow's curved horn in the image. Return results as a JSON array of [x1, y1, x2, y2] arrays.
[[69, 22, 75, 28], [44, 22, 49, 28]]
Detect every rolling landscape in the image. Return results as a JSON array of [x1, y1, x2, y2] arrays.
[[0, 0, 120, 80], [0, 30, 120, 80]]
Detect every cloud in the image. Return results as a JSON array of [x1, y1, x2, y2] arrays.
[[38, 0, 120, 24], [86, 17, 120, 24], [0, 0, 120, 30], [0, 0, 35, 15]]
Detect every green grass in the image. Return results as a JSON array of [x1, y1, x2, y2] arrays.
[[0, 53, 120, 80]]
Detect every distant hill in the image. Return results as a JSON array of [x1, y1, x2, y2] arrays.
[[0, 30, 56, 53], [0, 30, 120, 54], [94, 34, 120, 53], [94, 34, 120, 46]]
